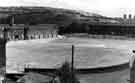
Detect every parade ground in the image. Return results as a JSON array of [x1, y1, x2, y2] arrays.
[[6, 37, 134, 83]]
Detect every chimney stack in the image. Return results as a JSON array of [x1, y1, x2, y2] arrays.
[[9, 15, 14, 26], [133, 15, 135, 20], [123, 14, 127, 19], [129, 14, 132, 20]]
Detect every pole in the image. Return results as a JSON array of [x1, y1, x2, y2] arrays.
[[24, 26, 29, 40], [71, 45, 74, 83], [72, 45, 74, 72]]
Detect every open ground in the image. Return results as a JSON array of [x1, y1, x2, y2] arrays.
[[6, 37, 135, 83]]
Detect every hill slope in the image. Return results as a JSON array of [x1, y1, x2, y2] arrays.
[[0, 7, 111, 25]]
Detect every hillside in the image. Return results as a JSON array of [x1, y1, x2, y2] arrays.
[[0, 7, 118, 25]]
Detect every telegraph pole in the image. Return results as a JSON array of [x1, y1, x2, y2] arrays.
[[71, 45, 74, 83], [71, 45, 74, 72]]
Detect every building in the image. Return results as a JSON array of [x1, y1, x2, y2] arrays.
[[27, 24, 58, 40], [0, 24, 58, 41]]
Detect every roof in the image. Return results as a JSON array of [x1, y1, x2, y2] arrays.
[[0, 24, 58, 30], [17, 72, 54, 83], [28, 24, 58, 30], [89, 22, 135, 27]]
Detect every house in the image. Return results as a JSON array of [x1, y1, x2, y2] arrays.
[[27, 24, 58, 40]]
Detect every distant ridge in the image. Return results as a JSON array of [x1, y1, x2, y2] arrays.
[[0, 6, 102, 16], [0, 6, 118, 25]]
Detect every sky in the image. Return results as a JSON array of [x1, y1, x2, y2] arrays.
[[0, 0, 135, 17]]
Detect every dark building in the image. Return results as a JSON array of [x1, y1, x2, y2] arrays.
[[88, 23, 135, 37]]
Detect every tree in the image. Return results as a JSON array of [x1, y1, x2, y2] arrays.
[[57, 62, 79, 83]]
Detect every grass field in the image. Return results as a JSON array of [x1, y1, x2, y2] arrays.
[[6, 37, 131, 72], [6, 37, 134, 83]]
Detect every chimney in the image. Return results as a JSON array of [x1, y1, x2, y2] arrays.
[[129, 14, 132, 20], [12, 16, 14, 25], [134, 15, 135, 20], [123, 14, 127, 19], [9, 15, 14, 26]]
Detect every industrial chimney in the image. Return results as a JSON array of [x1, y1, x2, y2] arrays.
[[123, 14, 127, 19], [133, 15, 135, 20], [9, 15, 14, 26], [129, 14, 132, 20]]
